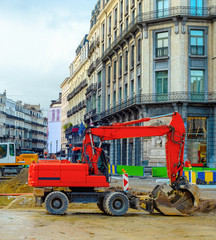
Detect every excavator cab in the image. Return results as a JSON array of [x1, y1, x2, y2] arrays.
[[97, 149, 109, 182]]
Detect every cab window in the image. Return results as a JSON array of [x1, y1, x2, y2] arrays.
[[0, 145, 7, 159], [9, 144, 15, 156]]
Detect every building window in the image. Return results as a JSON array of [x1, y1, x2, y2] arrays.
[[130, 80, 134, 97], [119, 55, 122, 77], [93, 95, 96, 109], [113, 60, 117, 81], [137, 39, 141, 63], [190, 0, 204, 16], [138, 1, 142, 15], [98, 71, 102, 89], [190, 70, 204, 93], [114, 7, 118, 27], [156, 0, 168, 18], [120, 0, 123, 20], [114, 29, 117, 40], [52, 110, 55, 121], [156, 71, 168, 100], [102, 43, 104, 54], [113, 91, 116, 107], [131, 45, 134, 69], [125, 50, 128, 73], [119, 87, 122, 103], [87, 98, 91, 112], [124, 84, 128, 100], [107, 94, 110, 109], [187, 117, 207, 165], [102, 23, 105, 41], [125, 0, 129, 14], [57, 109, 60, 121], [156, 32, 168, 57], [190, 30, 204, 55], [108, 36, 111, 47], [120, 23, 123, 35], [98, 95, 101, 113], [56, 140, 58, 153], [125, 17, 129, 29], [109, 15, 112, 34], [131, 9, 135, 22], [137, 75, 141, 95], [107, 65, 111, 85]]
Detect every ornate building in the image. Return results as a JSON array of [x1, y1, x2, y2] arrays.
[[61, 0, 216, 167]]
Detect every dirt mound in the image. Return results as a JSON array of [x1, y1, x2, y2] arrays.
[[0, 169, 33, 193], [193, 199, 216, 214], [5, 196, 35, 209]]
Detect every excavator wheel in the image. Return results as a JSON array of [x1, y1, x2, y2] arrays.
[[45, 191, 69, 215], [150, 184, 200, 216], [103, 192, 129, 216], [97, 196, 106, 213]]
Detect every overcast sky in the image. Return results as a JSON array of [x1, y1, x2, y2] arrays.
[[0, 0, 94, 113]]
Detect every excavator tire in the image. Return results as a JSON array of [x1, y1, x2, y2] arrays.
[[103, 192, 129, 216], [97, 196, 106, 213], [45, 191, 69, 215]]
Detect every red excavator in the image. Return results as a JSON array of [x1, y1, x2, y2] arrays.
[[28, 112, 199, 216]]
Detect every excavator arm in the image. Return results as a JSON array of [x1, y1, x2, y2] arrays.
[[84, 112, 185, 185], [82, 112, 199, 215]]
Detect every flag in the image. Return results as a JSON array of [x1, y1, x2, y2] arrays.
[[78, 122, 85, 136]]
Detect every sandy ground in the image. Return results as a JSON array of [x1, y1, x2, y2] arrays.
[[0, 208, 216, 240], [0, 175, 216, 240]]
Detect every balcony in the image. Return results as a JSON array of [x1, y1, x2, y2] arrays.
[[100, 92, 216, 119], [96, 57, 101, 67], [190, 45, 204, 55], [84, 108, 97, 121], [86, 83, 97, 95], [87, 61, 96, 77], [67, 79, 87, 101], [89, 41, 96, 55], [67, 100, 86, 118], [101, 5, 216, 62]]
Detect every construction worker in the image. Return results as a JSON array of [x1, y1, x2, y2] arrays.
[[185, 159, 192, 169]]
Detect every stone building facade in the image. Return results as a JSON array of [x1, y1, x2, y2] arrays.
[[61, 0, 216, 167], [0, 91, 47, 155]]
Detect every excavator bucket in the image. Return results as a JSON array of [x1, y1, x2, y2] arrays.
[[149, 184, 200, 216]]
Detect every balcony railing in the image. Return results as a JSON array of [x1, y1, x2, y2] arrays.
[[101, 5, 216, 61], [100, 92, 216, 118], [156, 47, 168, 57], [84, 108, 97, 121], [86, 83, 97, 95], [87, 61, 96, 77], [67, 100, 86, 118], [67, 79, 87, 101], [191, 45, 204, 55]]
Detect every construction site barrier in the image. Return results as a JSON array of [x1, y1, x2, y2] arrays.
[[183, 171, 216, 184], [108, 165, 145, 176], [108, 165, 117, 174]]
